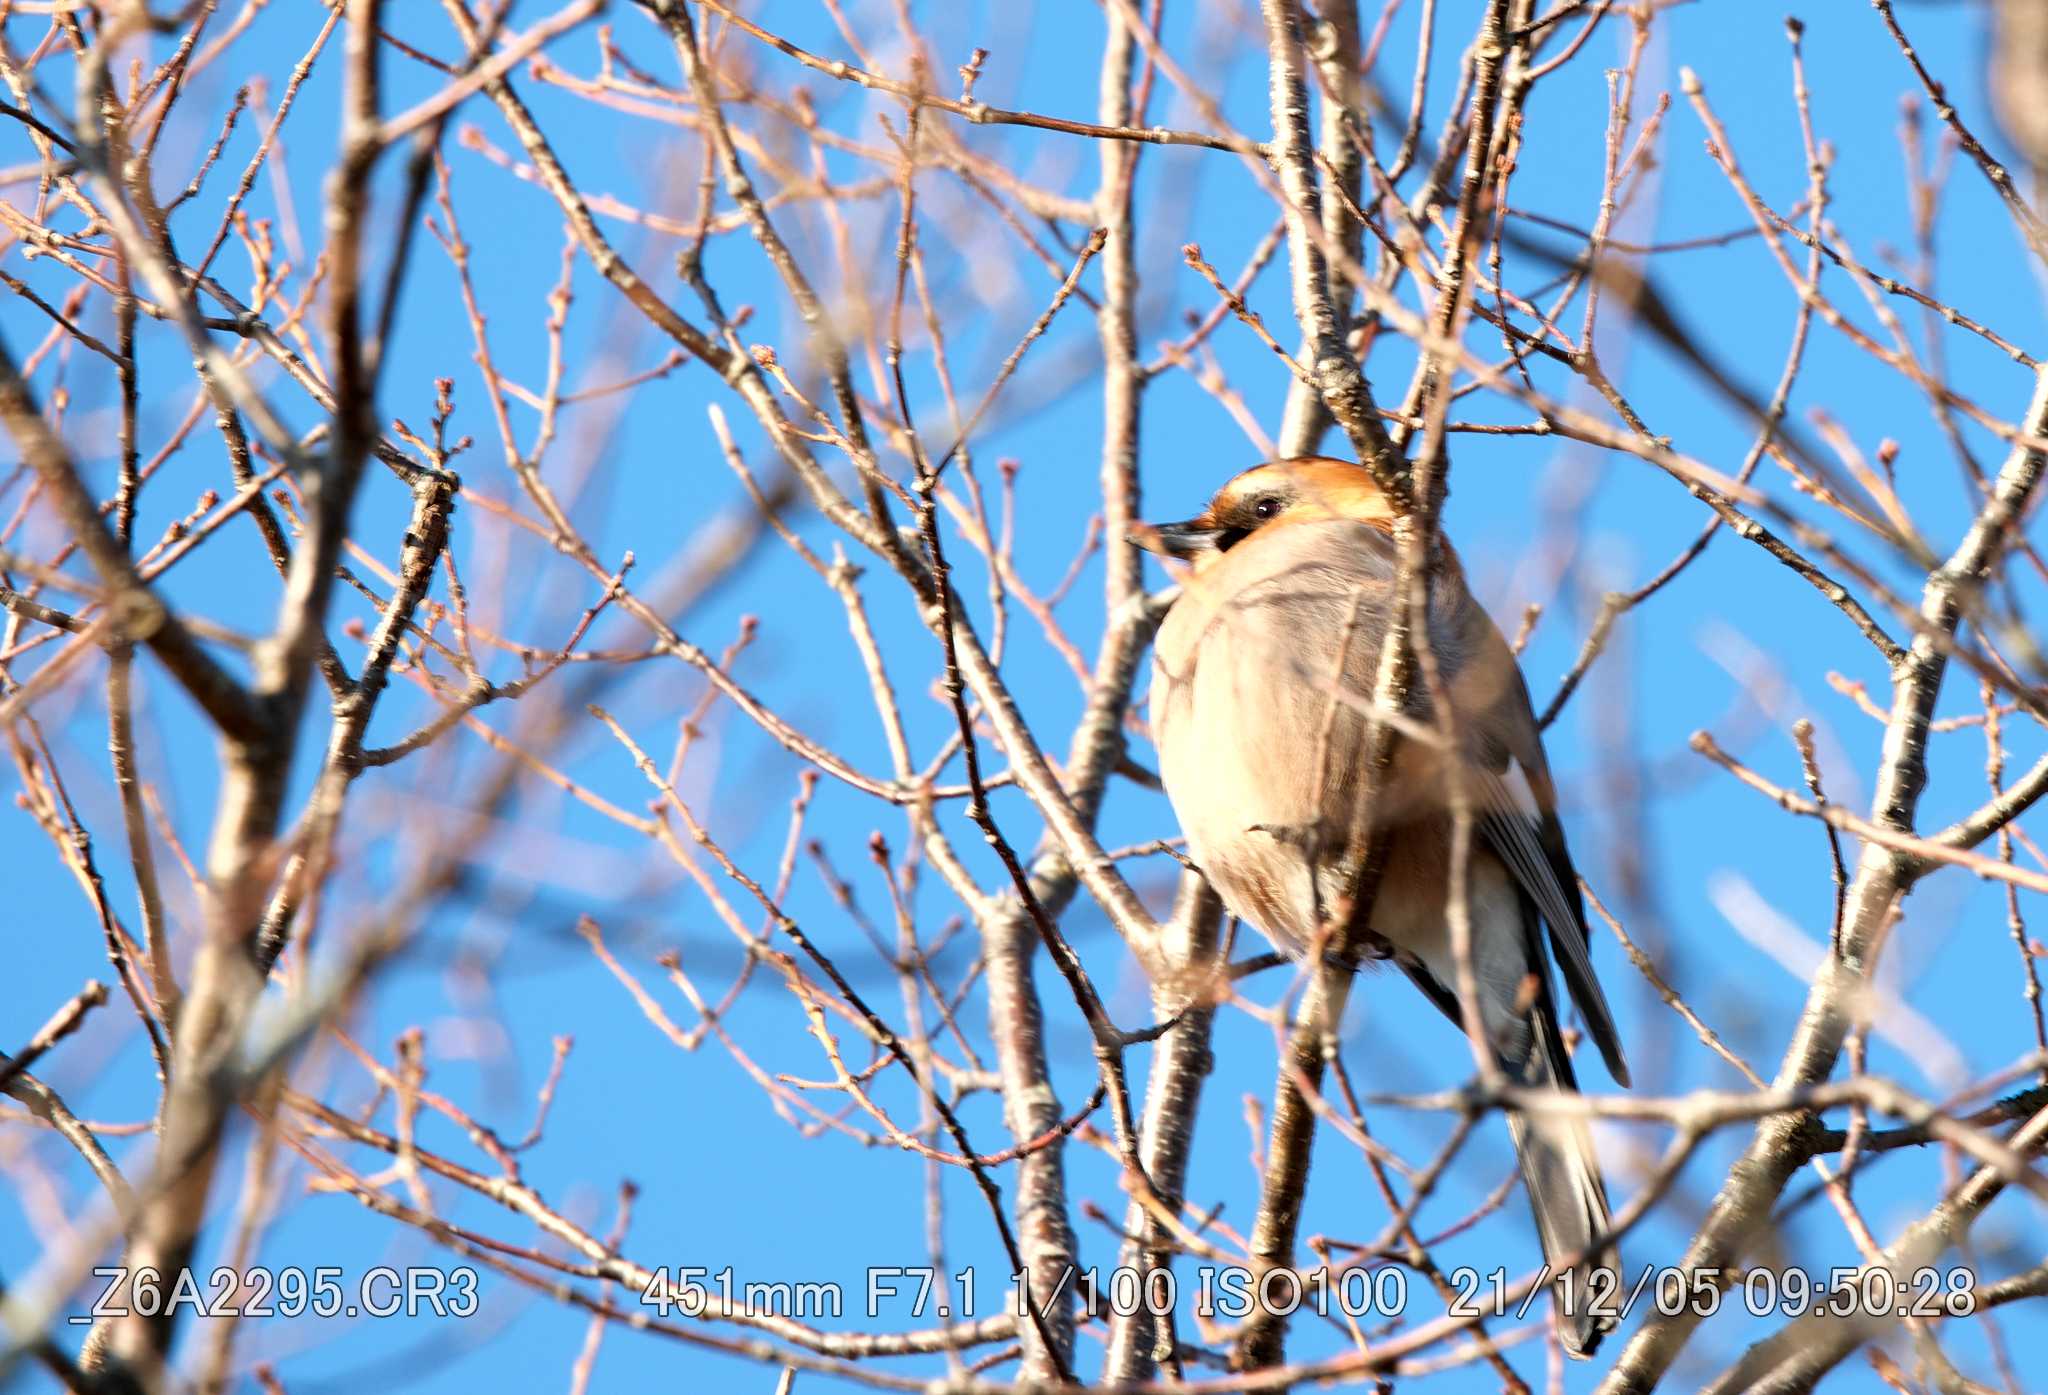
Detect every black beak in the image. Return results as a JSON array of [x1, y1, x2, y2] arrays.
[[1128, 520, 1223, 559]]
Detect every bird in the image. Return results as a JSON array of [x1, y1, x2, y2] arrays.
[[1131, 455, 1631, 1358]]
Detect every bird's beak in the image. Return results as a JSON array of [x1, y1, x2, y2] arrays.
[[1127, 519, 1223, 559]]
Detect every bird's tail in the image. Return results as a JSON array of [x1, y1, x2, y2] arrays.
[[1504, 1004, 1619, 1359]]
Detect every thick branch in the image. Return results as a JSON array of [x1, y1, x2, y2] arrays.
[[1260, 0, 1399, 489]]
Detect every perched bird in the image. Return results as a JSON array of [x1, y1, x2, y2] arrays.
[[1133, 456, 1631, 1358]]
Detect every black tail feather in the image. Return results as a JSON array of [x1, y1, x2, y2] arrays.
[[1506, 1002, 1619, 1359]]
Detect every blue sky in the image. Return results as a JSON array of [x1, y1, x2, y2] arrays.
[[6, 1, 2048, 1391]]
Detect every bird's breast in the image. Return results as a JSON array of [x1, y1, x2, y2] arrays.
[[1153, 555, 1384, 948]]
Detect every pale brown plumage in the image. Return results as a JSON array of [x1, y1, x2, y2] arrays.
[[1135, 456, 1630, 1359]]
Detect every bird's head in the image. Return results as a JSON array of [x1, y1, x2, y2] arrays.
[[1127, 456, 1398, 572]]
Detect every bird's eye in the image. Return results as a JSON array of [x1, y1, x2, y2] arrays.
[[1252, 496, 1281, 521]]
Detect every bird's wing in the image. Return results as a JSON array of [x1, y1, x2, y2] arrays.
[[1448, 590, 1631, 1088], [1474, 767, 1629, 1086]]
